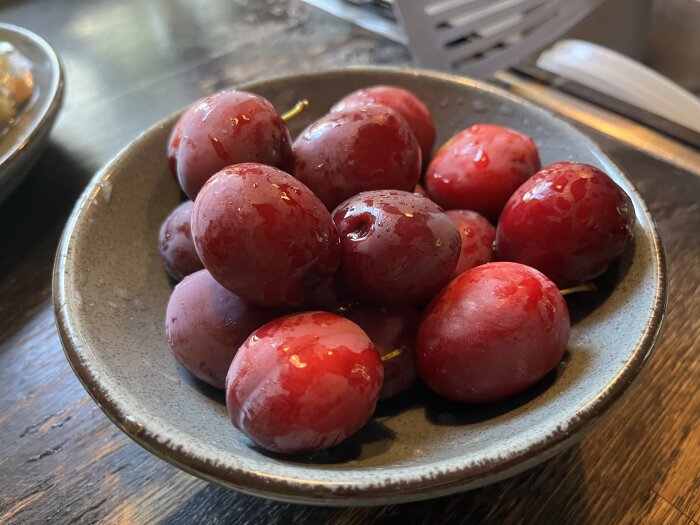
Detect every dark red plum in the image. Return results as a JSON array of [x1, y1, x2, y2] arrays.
[[496, 162, 635, 287], [342, 304, 420, 399], [191, 163, 341, 308], [158, 200, 204, 281], [176, 90, 293, 199], [417, 262, 570, 403], [425, 124, 541, 221], [301, 276, 347, 311], [226, 311, 383, 454], [446, 210, 496, 278], [293, 106, 421, 210], [332, 190, 460, 306], [331, 85, 436, 158], [167, 100, 201, 180], [165, 270, 278, 389]]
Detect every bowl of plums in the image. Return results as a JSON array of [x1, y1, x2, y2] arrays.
[[54, 66, 666, 505]]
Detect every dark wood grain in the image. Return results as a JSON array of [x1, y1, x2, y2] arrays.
[[0, 0, 698, 523]]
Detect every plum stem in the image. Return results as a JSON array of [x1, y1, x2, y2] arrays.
[[381, 348, 403, 362], [560, 283, 598, 296], [281, 99, 309, 121]]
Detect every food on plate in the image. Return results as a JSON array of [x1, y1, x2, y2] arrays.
[[158, 200, 203, 281], [293, 105, 422, 211], [165, 270, 278, 389], [341, 303, 420, 399], [0, 42, 34, 131], [225, 312, 383, 454], [446, 209, 496, 278], [425, 124, 540, 221], [332, 190, 460, 306], [190, 163, 340, 308], [174, 90, 293, 199], [416, 262, 570, 403], [496, 162, 636, 287], [330, 85, 436, 158]]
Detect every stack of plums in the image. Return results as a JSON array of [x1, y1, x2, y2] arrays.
[[159, 85, 636, 455]]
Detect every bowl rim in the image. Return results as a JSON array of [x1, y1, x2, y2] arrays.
[[52, 65, 668, 505]]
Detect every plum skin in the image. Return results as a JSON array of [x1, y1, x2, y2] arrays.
[[165, 270, 278, 389], [425, 124, 541, 221], [330, 85, 436, 158], [226, 311, 383, 454], [293, 105, 422, 211], [167, 99, 201, 180], [341, 304, 420, 399], [332, 190, 461, 306], [176, 90, 293, 200], [158, 200, 204, 281], [446, 210, 495, 278], [496, 162, 636, 287], [191, 163, 341, 308], [416, 262, 570, 403]]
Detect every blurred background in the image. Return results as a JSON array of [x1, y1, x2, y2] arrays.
[[304, 0, 700, 91]]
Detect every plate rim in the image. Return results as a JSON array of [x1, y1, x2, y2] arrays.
[[0, 22, 65, 199], [52, 65, 668, 505]]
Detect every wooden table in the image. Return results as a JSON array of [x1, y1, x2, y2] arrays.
[[1, 0, 698, 523]]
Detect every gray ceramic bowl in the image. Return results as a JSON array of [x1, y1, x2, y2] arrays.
[[53, 67, 666, 506], [0, 23, 64, 204]]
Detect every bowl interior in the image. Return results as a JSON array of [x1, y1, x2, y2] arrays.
[[55, 68, 664, 505]]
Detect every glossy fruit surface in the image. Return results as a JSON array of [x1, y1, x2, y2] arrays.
[[417, 262, 570, 403], [293, 106, 421, 210], [332, 190, 460, 306], [342, 304, 420, 399], [446, 210, 495, 278], [496, 162, 635, 287], [425, 124, 540, 221], [191, 163, 341, 307], [330, 85, 436, 158], [165, 270, 277, 389], [158, 200, 203, 281], [176, 90, 293, 199], [167, 100, 200, 179], [226, 311, 383, 454]]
